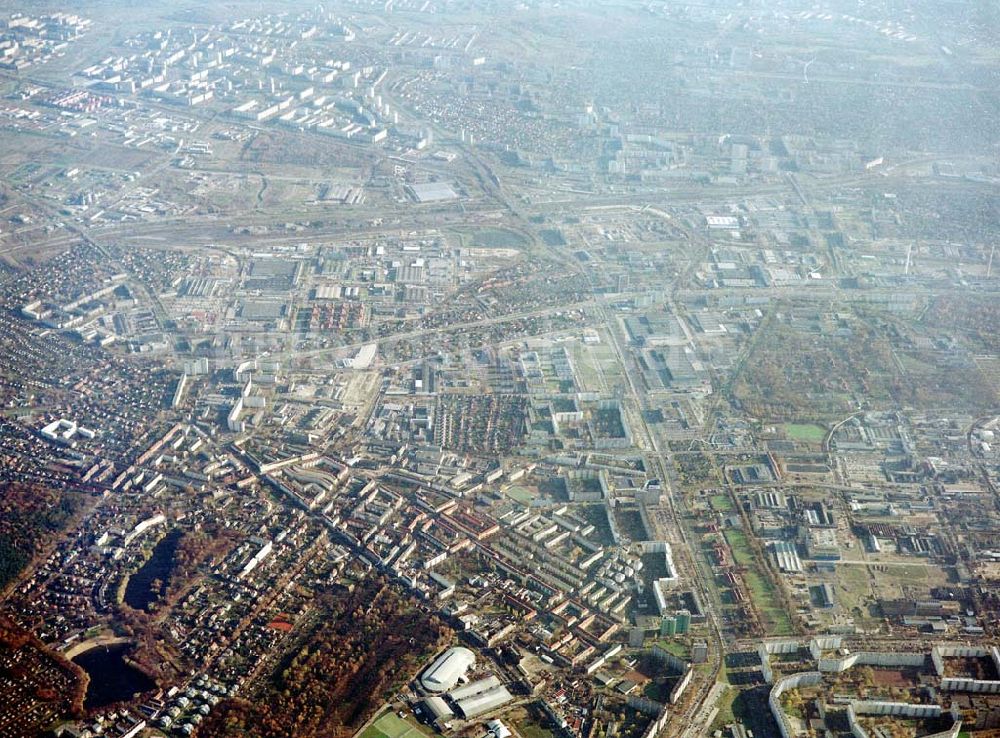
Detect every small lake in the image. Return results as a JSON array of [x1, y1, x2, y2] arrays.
[[124, 528, 182, 611], [72, 643, 155, 709]]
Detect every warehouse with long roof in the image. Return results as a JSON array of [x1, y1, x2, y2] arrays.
[[451, 682, 513, 719], [421, 646, 476, 693]]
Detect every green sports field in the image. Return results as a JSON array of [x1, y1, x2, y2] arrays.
[[783, 424, 827, 443], [361, 713, 429, 738]]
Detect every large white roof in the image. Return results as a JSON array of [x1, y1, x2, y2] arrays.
[[454, 685, 513, 719], [421, 646, 475, 693], [447, 675, 500, 702]]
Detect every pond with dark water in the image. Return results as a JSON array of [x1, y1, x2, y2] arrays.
[[123, 527, 182, 611], [72, 643, 155, 709]]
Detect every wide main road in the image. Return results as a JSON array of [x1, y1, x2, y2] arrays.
[[600, 301, 728, 738], [291, 298, 595, 359], [542, 210, 727, 738]]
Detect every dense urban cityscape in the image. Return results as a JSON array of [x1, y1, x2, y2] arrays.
[[0, 1, 998, 737]]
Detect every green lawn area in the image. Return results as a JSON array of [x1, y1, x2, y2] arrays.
[[723, 529, 794, 636], [504, 485, 536, 504], [570, 343, 601, 392], [743, 569, 794, 636], [588, 343, 625, 391], [723, 529, 754, 567], [892, 564, 929, 581], [519, 723, 557, 738], [654, 640, 689, 659], [361, 712, 435, 738], [784, 423, 827, 443], [868, 561, 942, 600], [710, 686, 737, 729], [710, 493, 733, 512], [830, 564, 876, 624], [450, 226, 530, 249]]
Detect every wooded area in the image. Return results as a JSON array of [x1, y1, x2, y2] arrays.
[[0, 483, 87, 591], [197, 576, 452, 738]]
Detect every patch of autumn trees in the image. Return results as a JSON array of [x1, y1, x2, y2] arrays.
[[168, 525, 239, 598], [926, 295, 1000, 353], [197, 577, 453, 738], [0, 482, 87, 590], [734, 321, 899, 419], [733, 311, 995, 420]]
